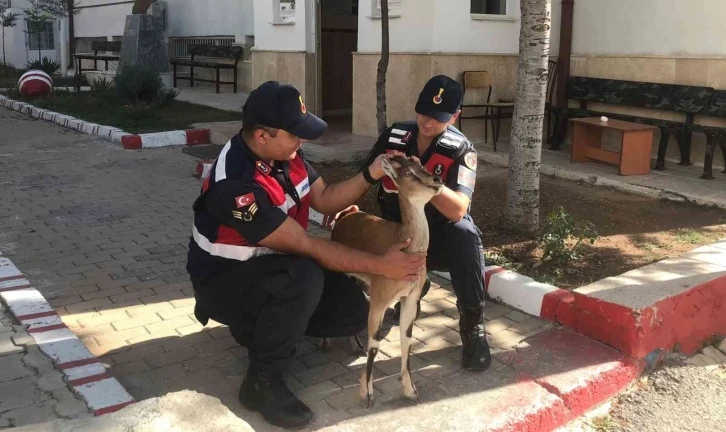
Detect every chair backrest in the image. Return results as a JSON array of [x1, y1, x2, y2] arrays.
[[462, 71, 493, 104], [188, 44, 244, 60], [565, 76, 713, 114], [92, 41, 122, 53], [546, 60, 558, 104]]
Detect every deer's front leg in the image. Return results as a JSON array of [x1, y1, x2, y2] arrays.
[[360, 303, 386, 407], [398, 295, 420, 402]]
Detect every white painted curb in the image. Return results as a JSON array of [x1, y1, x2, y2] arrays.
[[0, 94, 209, 149], [0, 253, 135, 416]]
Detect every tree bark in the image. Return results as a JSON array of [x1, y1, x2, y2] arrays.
[[505, 0, 552, 234], [67, 0, 74, 70], [375, 0, 389, 134]]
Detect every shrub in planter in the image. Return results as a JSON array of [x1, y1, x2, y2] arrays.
[[114, 65, 163, 104], [25, 57, 61, 75]]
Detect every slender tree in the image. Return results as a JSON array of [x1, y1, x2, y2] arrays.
[[505, 0, 552, 234], [375, 0, 389, 134]]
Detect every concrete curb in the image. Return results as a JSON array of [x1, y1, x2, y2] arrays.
[[477, 149, 726, 210], [0, 252, 135, 416], [0, 94, 210, 150]]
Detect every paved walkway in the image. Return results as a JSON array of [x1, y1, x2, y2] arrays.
[[0, 108, 569, 430], [0, 304, 91, 428]]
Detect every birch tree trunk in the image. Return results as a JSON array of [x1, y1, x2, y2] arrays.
[[376, 0, 389, 134], [505, 0, 552, 234]]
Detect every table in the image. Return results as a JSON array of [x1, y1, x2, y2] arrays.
[[569, 117, 658, 176]]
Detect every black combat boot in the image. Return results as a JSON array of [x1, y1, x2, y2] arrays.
[[393, 278, 431, 321], [458, 303, 492, 370], [238, 367, 313, 429]]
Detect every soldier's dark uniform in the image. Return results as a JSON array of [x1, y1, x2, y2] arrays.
[[359, 75, 492, 371], [186, 81, 368, 429]]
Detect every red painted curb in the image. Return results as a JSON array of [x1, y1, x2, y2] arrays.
[[121, 135, 142, 150], [554, 274, 726, 358], [94, 401, 135, 417], [540, 289, 574, 322], [186, 128, 210, 146]]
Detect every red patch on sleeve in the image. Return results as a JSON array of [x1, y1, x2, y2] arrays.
[[425, 153, 454, 180], [235, 193, 255, 208]]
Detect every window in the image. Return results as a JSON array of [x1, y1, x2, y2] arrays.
[[371, 0, 402, 18], [273, 0, 296, 24], [471, 0, 506, 16], [27, 20, 55, 51]]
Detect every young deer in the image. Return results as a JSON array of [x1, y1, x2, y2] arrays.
[[330, 155, 444, 406]]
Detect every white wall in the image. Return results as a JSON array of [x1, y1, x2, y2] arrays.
[[74, 0, 254, 41], [573, 0, 726, 57], [357, 0, 560, 55], [253, 0, 307, 51], [357, 0, 434, 53]]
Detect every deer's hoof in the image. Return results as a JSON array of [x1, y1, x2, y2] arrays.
[[404, 388, 419, 404]]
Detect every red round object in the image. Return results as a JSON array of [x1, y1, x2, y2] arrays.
[[18, 70, 53, 97]]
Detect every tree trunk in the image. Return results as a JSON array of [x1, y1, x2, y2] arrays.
[[67, 0, 75, 70], [505, 0, 552, 234], [375, 0, 389, 134], [2, 29, 6, 68], [38, 30, 42, 62]]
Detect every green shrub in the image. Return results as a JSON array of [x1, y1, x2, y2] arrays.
[[114, 65, 163, 104], [538, 205, 599, 267], [25, 57, 61, 75]]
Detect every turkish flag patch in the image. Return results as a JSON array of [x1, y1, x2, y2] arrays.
[[235, 193, 255, 208]]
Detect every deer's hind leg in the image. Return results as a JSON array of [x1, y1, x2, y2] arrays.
[[398, 294, 420, 402]]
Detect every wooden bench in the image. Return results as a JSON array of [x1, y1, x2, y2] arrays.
[[550, 77, 720, 179], [688, 90, 726, 179], [170, 44, 243, 93], [74, 41, 122, 73]]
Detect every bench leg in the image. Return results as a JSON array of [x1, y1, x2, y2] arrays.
[[234, 66, 238, 93], [654, 127, 672, 170], [549, 110, 567, 151], [701, 132, 716, 180], [216, 68, 220, 94], [190, 66, 194, 88], [674, 130, 693, 166], [173, 64, 177, 88], [720, 136, 726, 174]]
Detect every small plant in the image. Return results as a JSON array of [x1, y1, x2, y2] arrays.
[[585, 414, 622, 432], [89, 76, 114, 96], [114, 65, 163, 104], [538, 205, 599, 268], [672, 228, 706, 245], [155, 87, 179, 107], [25, 56, 60, 75]]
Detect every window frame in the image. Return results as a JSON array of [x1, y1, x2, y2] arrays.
[[470, 0, 515, 22]]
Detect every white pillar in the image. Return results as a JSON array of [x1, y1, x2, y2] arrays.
[[59, 18, 69, 76]]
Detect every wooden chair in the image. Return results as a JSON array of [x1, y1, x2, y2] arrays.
[[488, 59, 559, 148], [458, 71, 499, 149]]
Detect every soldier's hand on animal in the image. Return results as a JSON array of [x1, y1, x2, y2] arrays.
[[368, 150, 407, 180], [323, 205, 359, 230], [378, 238, 427, 281]]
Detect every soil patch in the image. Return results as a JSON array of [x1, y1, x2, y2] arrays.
[[309, 160, 726, 289]]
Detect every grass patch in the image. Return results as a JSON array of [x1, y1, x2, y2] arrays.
[[7, 89, 240, 134], [672, 228, 707, 245], [585, 415, 622, 432]]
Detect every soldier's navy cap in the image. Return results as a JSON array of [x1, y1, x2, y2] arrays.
[[415, 75, 463, 123], [243, 81, 327, 140]]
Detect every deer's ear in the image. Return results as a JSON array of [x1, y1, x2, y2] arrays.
[[381, 157, 399, 180]]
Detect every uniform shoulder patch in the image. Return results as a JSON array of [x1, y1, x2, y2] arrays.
[[457, 166, 476, 191], [464, 151, 477, 170]]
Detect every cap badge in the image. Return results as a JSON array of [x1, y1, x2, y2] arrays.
[[433, 88, 444, 104], [299, 95, 307, 114]]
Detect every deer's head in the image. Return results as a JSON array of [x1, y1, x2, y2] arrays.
[[381, 156, 444, 203]]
